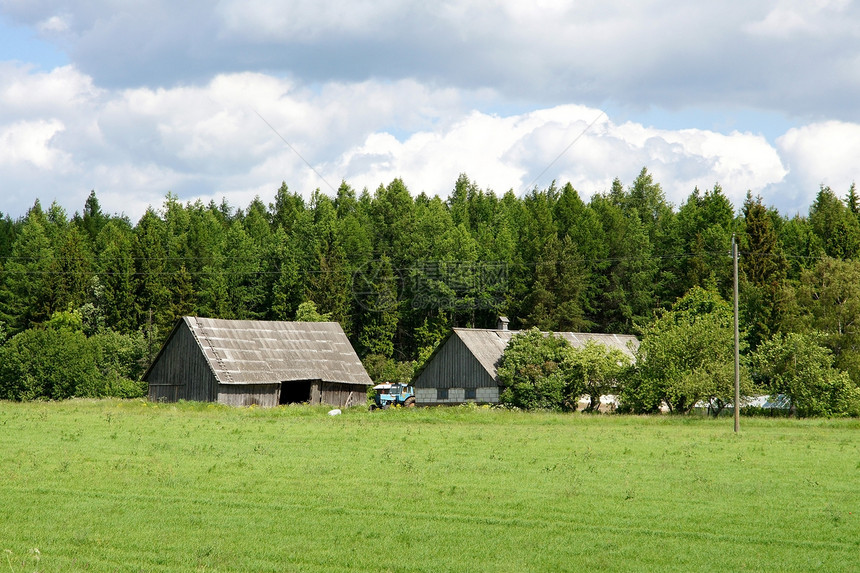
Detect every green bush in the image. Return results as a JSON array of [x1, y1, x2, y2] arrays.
[[0, 327, 99, 400], [622, 287, 753, 414], [751, 332, 860, 417], [0, 317, 148, 401], [89, 329, 148, 382], [498, 328, 574, 411], [566, 339, 631, 412], [362, 353, 415, 385]]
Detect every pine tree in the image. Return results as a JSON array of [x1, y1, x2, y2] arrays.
[[354, 256, 400, 358], [95, 220, 138, 333], [267, 227, 303, 321], [741, 193, 787, 349], [269, 182, 306, 234], [523, 235, 589, 332], [79, 190, 109, 243], [46, 225, 94, 313], [845, 182, 859, 216], [0, 211, 55, 331], [133, 208, 171, 333], [809, 186, 860, 259]]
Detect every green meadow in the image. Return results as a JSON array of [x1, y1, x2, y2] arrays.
[[0, 400, 858, 572]]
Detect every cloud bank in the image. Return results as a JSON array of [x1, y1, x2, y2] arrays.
[[1, 1, 857, 117], [0, 1, 858, 220], [1, 63, 847, 221]]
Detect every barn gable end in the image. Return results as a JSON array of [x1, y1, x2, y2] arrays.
[[147, 319, 218, 403], [414, 331, 499, 388]]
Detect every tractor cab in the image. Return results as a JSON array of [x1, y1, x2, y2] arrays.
[[371, 382, 416, 409]]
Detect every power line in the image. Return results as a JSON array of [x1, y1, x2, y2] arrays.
[[521, 111, 606, 194], [0, 248, 835, 264], [0, 249, 836, 277], [255, 110, 338, 194]]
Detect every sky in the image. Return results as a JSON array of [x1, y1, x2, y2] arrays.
[[1, 0, 859, 223]]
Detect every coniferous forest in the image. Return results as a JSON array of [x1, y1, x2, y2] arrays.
[[1, 169, 859, 415]]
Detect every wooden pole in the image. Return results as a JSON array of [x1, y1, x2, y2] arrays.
[[148, 308, 153, 363], [733, 234, 740, 433]]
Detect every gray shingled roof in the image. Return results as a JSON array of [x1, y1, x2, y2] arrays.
[[184, 317, 372, 386], [453, 328, 639, 381]]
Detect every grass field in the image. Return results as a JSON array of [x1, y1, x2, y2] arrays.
[[0, 400, 858, 572]]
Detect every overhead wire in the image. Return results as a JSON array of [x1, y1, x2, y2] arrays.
[[254, 109, 338, 194], [521, 111, 606, 195], [0, 249, 836, 276]]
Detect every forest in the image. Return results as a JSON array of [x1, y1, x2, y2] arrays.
[[1, 168, 859, 415]]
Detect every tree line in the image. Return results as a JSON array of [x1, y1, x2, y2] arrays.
[[1, 169, 859, 413]]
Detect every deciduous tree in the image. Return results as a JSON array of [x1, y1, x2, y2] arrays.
[[498, 328, 575, 411], [565, 340, 632, 412], [624, 287, 752, 414], [751, 332, 860, 416]]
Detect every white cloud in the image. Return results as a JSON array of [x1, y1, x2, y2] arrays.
[[332, 105, 789, 209], [778, 121, 860, 195], [37, 14, 69, 34], [745, 0, 853, 38], [216, 0, 407, 42], [0, 64, 100, 119], [640, 128, 787, 206], [0, 118, 68, 169], [0, 65, 486, 217], [0, 61, 855, 222], [336, 111, 531, 196]]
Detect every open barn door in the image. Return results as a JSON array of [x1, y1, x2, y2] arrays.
[[279, 381, 312, 404]]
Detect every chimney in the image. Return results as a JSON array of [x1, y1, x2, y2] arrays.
[[497, 316, 509, 331]]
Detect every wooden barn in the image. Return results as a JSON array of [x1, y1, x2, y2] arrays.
[[413, 322, 638, 405], [144, 317, 372, 408]]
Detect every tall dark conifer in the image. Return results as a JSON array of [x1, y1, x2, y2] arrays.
[[741, 192, 787, 349]]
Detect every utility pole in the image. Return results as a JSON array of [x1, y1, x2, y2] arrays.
[[732, 234, 740, 433], [148, 308, 153, 363]]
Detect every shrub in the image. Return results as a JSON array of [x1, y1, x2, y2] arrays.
[[0, 327, 99, 400], [89, 329, 148, 382], [751, 332, 860, 417], [622, 287, 753, 414], [0, 318, 148, 401], [565, 340, 631, 412], [498, 328, 574, 411], [362, 353, 415, 385]]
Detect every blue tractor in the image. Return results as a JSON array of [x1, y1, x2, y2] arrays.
[[371, 383, 416, 409]]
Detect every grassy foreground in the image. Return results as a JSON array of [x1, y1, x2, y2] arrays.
[[0, 400, 858, 572]]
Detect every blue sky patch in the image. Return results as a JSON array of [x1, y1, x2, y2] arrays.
[[0, 16, 67, 69]]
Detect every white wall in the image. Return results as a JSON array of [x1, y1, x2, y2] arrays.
[[416, 386, 499, 405]]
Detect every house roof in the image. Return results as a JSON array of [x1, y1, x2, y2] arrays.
[[147, 317, 372, 386], [421, 328, 639, 382]]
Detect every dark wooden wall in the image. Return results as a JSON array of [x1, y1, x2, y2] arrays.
[[312, 382, 367, 408], [216, 381, 364, 408], [414, 335, 496, 390], [218, 384, 280, 407], [147, 322, 217, 402]]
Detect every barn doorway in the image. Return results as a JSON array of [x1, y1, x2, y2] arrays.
[[279, 381, 312, 404]]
